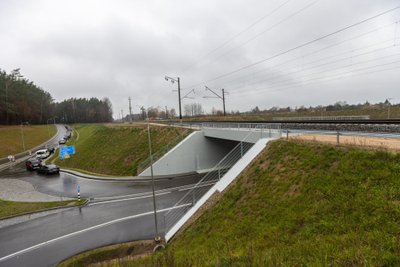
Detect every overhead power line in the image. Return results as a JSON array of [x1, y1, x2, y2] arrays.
[[233, 59, 400, 97], [225, 41, 396, 90], [219, 21, 399, 87], [187, 5, 400, 88], [182, 0, 293, 72], [205, 0, 321, 66]]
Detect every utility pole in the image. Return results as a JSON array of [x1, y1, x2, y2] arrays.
[[145, 109, 160, 242], [387, 98, 393, 119], [20, 123, 26, 151], [5, 80, 10, 124], [128, 97, 133, 123], [71, 99, 76, 124], [178, 78, 181, 121], [204, 86, 227, 116], [222, 89, 226, 117], [165, 76, 182, 122]]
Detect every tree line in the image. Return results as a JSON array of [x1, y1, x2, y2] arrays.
[[0, 69, 113, 125]]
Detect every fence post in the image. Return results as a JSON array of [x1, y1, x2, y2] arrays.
[[286, 130, 289, 140], [336, 131, 340, 145]]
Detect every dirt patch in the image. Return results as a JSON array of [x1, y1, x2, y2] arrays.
[[286, 179, 304, 197], [291, 134, 400, 151]]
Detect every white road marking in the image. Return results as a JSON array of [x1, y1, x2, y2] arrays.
[[93, 182, 206, 201], [0, 203, 191, 262], [88, 191, 171, 206], [178, 181, 215, 192]]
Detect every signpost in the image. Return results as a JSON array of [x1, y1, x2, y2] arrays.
[[60, 146, 76, 160]]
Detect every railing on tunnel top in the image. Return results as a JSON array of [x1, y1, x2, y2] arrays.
[[163, 124, 282, 235], [200, 122, 282, 131]]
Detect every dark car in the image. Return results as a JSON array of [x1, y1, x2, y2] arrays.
[[26, 158, 42, 171], [37, 164, 60, 175], [59, 138, 66, 144]]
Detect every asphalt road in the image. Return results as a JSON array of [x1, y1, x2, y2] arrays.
[[0, 190, 196, 266], [1, 164, 205, 200], [0, 132, 208, 267]]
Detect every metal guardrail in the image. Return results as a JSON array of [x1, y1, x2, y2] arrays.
[[273, 115, 371, 121], [163, 124, 282, 234], [283, 129, 400, 143], [201, 122, 282, 131]]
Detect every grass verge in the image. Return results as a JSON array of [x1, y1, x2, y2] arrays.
[[0, 199, 83, 219], [115, 139, 400, 266], [0, 124, 57, 158], [58, 240, 155, 267], [52, 124, 191, 176]]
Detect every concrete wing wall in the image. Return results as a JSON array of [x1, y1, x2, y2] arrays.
[[139, 131, 238, 176]]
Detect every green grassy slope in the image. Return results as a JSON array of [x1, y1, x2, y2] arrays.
[[53, 124, 191, 176], [0, 124, 56, 158], [0, 199, 82, 219], [132, 140, 400, 266]]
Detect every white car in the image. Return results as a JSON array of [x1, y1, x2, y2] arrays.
[[35, 149, 50, 159]]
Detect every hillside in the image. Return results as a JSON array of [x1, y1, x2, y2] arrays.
[[0, 124, 56, 158], [130, 140, 400, 266], [53, 124, 191, 176]]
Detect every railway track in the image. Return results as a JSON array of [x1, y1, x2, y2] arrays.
[[196, 119, 400, 125]]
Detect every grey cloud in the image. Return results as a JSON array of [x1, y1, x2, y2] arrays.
[[1, 0, 399, 116]]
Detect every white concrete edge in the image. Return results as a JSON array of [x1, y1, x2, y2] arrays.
[[138, 131, 200, 176], [165, 137, 275, 242]]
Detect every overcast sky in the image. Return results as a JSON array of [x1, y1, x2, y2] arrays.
[[1, 0, 399, 117]]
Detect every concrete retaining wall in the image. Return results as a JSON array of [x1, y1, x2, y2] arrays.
[[139, 131, 238, 176]]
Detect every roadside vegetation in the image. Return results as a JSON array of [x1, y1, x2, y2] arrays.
[[0, 124, 56, 158], [0, 199, 82, 219], [64, 140, 400, 266], [52, 124, 191, 176], [58, 240, 155, 267]]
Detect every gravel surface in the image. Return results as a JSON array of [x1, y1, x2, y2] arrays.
[[0, 179, 72, 202], [291, 134, 400, 150], [283, 123, 400, 133]]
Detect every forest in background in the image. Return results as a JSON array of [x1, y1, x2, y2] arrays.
[[0, 69, 113, 125]]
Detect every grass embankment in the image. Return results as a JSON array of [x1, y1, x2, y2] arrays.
[[65, 140, 400, 266], [0, 199, 82, 219], [53, 124, 191, 176], [0, 124, 56, 158], [58, 240, 156, 267]]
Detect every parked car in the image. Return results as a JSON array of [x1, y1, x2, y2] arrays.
[[59, 138, 66, 144], [35, 149, 50, 159], [37, 164, 60, 175], [25, 157, 42, 171]]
